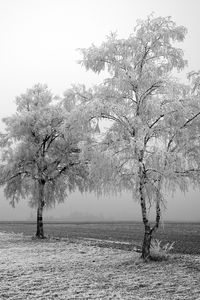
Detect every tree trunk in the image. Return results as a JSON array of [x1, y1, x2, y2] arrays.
[[138, 166, 153, 260], [36, 179, 45, 238], [140, 182, 161, 259], [141, 225, 152, 260], [139, 176, 151, 260]]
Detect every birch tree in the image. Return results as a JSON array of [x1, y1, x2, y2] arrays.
[[0, 84, 89, 238], [73, 15, 200, 259]]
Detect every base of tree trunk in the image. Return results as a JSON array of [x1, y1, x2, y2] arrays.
[[35, 233, 46, 239], [141, 230, 152, 260]]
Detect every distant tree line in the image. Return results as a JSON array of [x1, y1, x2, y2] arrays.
[[1, 15, 200, 260]]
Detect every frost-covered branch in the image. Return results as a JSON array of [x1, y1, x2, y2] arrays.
[[167, 110, 200, 151]]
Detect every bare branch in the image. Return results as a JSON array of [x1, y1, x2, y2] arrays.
[[100, 113, 133, 135], [181, 111, 200, 129], [146, 168, 164, 176], [140, 81, 163, 102], [2, 170, 30, 184], [167, 111, 200, 151], [175, 169, 200, 176], [149, 114, 164, 128]]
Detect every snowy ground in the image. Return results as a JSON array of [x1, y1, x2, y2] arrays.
[[0, 232, 200, 300]]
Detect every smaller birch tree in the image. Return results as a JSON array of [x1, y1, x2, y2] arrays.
[[0, 84, 89, 238]]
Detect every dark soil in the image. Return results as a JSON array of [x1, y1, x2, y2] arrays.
[[0, 221, 199, 254]]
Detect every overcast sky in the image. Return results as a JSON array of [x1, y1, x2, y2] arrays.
[[0, 0, 200, 222]]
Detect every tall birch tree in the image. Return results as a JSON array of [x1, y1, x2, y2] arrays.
[[72, 15, 200, 259]]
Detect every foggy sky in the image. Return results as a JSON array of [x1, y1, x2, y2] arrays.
[[0, 0, 200, 221], [0, 188, 199, 222]]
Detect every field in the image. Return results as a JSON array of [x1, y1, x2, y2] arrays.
[[0, 231, 200, 300], [0, 221, 200, 255]]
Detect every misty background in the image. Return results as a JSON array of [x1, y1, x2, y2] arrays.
[[0, 0, 200, 222]]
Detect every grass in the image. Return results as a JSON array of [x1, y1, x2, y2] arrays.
[[0, 231, 200, 300]]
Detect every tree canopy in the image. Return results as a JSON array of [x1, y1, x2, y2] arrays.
[[0, 84, 89, 237], [66, 15, 200, 258]]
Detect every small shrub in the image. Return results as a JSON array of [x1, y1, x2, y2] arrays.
[[150, 239, 175, 261]]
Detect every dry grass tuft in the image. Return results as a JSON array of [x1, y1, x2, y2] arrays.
[[150, 239, 175, 261]]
